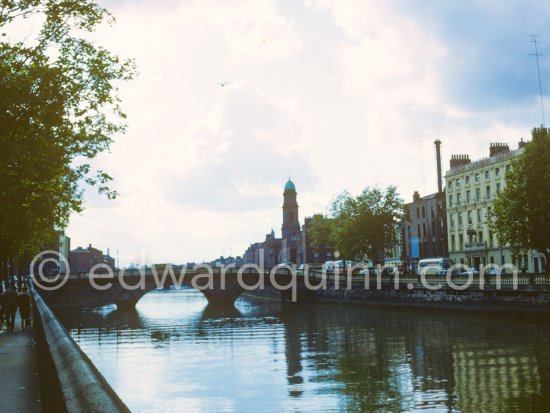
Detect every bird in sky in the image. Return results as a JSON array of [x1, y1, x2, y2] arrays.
[[216, 81, 232, 87]]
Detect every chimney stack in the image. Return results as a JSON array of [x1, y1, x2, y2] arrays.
[[489, 142, 510, 157], [449, 154, 471, 169], [434, 139, 443, 193]]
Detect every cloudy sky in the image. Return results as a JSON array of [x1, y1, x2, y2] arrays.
[[60, 0, 550, 265]]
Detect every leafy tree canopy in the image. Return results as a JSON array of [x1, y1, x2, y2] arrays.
[[490, 126, 550, 268], [308, 186, 405, 263], [0, 0, 135, 273]]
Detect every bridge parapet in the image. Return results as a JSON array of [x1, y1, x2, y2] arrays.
[[33, 266, 313, 309]]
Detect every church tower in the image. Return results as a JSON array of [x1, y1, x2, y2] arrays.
[[282, 178, 300, 240]]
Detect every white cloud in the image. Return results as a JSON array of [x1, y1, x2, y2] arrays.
[[60, 0, 550, 264]]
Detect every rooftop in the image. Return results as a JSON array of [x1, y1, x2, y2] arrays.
[[446, 147, 524, 177]]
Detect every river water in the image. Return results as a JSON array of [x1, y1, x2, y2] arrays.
[[56, 287, 550, 412]]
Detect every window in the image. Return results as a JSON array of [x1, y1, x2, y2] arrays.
[[486, 186, 491, 199], [456, 178, 461, 187], [467, 190, 471, 204], [468, 210, 473, 225], [457, 193, 462, 205], [476, 188, 481, 202], [477, 209, 483, 223], [423, 223, 426, 236], [417, 224, 420, 237], [430, 206, 435, 218], [451, 235, 456, 251], [459, 234, 464, 250], [487, 206, 492, 219], [450, 213, 455, 227], [422, 207, 425, 218], [485, 170, 490, 179], [465, 175, 470, 184], [458, 212, 463, 226], [496, 182, 501, 194], [478, 231, 483, 242], [489, 230, 493, 248], [495, 167, 500, 177], [416, 208, 420, 219], [475, 173, 480, 183], [448, 181, 453, 190], [449, 194, 454, 207], [506, 164, 511, 174]]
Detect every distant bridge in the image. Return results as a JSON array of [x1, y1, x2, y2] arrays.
[[33, 266, 316, 309], [32, 265, 550, 312]]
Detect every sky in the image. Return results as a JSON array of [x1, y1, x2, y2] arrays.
[[34, 0, 550, 265]]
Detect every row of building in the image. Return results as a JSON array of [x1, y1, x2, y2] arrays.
[[39, 236, 116, 274], [243, 133, 547, 273], [403, 137, 544, 273]]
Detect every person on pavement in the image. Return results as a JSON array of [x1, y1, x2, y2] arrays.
[[18, 286, 31, 330]]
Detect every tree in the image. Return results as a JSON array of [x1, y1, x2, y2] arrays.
[[490, 126, 550, 270], [306, 214, 334, 248], [308, 186, 405, 263], [0, 1, 135, 280]]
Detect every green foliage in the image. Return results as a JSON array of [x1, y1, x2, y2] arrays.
[[490, 126, 550, 265], [0, 1, 135, 271], [306, 214, 334, 248], [308, 186, 405, 262]]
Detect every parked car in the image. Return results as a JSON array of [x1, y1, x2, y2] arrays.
[[334, 260, 352, 270], [359, 268, 376, 276], [459, 267, 480, 276], [382, 266, 397, 276], [324, 260, 335, 274], [418, 257, 454, 275]]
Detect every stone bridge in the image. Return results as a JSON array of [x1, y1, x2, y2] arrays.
[[34, 266, 316, 309]]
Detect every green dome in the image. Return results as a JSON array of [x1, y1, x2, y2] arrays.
[[284, 178, 296, 191]]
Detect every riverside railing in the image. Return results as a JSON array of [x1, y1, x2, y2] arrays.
[[36, 267, 550, 290], [30, 283, 131, 413]]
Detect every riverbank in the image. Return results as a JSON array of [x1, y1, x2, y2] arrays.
[[244, 277, 550, 317], [0, 312, 41, 412]]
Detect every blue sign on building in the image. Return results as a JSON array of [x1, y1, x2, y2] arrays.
[[411, 237, 419, 258]]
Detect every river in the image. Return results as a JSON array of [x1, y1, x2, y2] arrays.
[[56, 287, 550, 412]]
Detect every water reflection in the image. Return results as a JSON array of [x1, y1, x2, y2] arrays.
[[56, 287, 550, 412]]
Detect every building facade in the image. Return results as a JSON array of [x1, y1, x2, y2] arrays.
[[69, 244, 115, 273], [300, 215, 335, 265], [400, 139, 448, 272], [445, 140, 542, 272], [403, 191, 448, 270], [34, 232, 71, 275]]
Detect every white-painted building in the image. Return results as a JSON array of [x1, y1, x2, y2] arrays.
[[445, 140, 544, 272]]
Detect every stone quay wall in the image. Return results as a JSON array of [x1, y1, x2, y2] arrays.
[[314, 275, 550, 315], [30, 284, 130, 413]]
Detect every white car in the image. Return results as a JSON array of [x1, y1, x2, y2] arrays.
[[459, 267, 480, 276]]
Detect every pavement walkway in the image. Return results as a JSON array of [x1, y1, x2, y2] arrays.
[[0, 312, 41, 412]]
